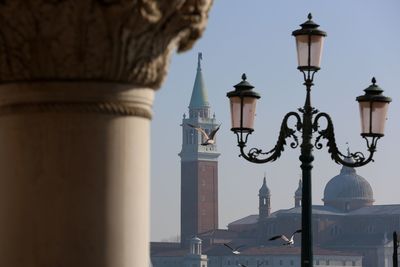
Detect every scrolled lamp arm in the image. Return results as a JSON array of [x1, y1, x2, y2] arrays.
[[237, 111, 302, 164], [313, 112, 379, 167]]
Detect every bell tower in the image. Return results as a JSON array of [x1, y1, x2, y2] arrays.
[[295, 179, 302, 207], [258, 174, 271, 220], [179, 53, 220, 246]]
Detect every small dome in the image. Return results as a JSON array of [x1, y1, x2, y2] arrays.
[[323, 159, 373, 202], [259, 176, 270, 196], [190, 236, 202, 244]]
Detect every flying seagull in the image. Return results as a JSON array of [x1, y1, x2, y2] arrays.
[[223, 243, 245, 255], [187, 123, 221, 146], [269, 229, 302, 246]]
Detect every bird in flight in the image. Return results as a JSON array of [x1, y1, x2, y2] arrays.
[[187, 123, 221, 146], [238, 264, 248, 267], [223, 243, 245, 255], [269, 229, 302, 246]]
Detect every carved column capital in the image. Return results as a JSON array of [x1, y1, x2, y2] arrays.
[[0, 0, 213, 88]]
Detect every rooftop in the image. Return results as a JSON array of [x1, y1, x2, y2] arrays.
[[228, 204, 400, 227], [151, 243, 362, 257]]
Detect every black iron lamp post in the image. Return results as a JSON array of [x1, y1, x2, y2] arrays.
[[227, 14, 392, 267], [394, 231, 399, 267]]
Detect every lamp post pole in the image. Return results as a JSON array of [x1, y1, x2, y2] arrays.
[[227, 14, 392, 267], [300, 78, 314, 266], [394, 231, 398, 267]]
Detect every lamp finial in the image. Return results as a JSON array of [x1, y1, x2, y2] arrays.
[[308, 13, 312, 20], [242, 73, 247, 81], [371, 77, 376, 85]]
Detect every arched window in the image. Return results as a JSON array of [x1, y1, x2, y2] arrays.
[[345, 202, 350, 212]]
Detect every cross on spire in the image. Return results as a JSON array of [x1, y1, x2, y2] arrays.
[[197, 52, 203, 70]]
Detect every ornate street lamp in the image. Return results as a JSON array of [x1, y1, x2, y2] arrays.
[[357, 77, 392, 138], [227, 73, 260, 135], [227, 14, 391, 267]]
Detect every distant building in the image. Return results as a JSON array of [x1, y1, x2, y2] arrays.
[[178, 53, 220, 247], [152, 236, 362, 267], [227, 156, 400, 267]]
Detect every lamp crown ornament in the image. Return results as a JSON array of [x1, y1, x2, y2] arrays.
[[298, 13, 320, 30], [232, 73, 256, 91], [358, 77, 391, 101], [363, 77, 384, 95]]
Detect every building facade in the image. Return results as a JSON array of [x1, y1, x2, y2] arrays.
[[152, 237, 363, 267]]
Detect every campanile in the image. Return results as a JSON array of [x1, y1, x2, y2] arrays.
[[179, 53, 220, 246]]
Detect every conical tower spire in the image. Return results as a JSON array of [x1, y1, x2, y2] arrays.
[[295, 178, 302, 207], [259, 173, 271, 219], [189, 52, 210, 118], [259, 173, 270, 196]]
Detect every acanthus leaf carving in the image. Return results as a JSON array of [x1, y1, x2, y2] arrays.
[[0, 0, 213, 88]]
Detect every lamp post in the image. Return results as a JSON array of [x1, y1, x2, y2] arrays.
[[394, 231, 398, 267], [227, 14, 392, 267]]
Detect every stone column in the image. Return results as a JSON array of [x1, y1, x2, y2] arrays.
[[0, 1, 213, 267]]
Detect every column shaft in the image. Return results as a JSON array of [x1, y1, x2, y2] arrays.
[[0, 83, 153, 267]]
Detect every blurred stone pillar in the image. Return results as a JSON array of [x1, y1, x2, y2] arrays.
[[0, 1, 212, 267]]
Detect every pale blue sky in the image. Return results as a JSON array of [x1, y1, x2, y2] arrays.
[[151, 0, 400, 241]]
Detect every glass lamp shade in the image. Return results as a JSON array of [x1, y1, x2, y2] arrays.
[[292, 13, 327, 71], [356, 78, 392, 137], [358, 101, 390, 137], [295, 34, 325, 71], [229, 96, 258, 133]]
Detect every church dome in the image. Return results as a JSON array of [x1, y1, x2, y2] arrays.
[[323, 158, 374, 204], [190, 236, 202, 244]]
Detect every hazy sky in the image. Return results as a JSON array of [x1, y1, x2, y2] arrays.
[[150, 0, 400, 241]]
